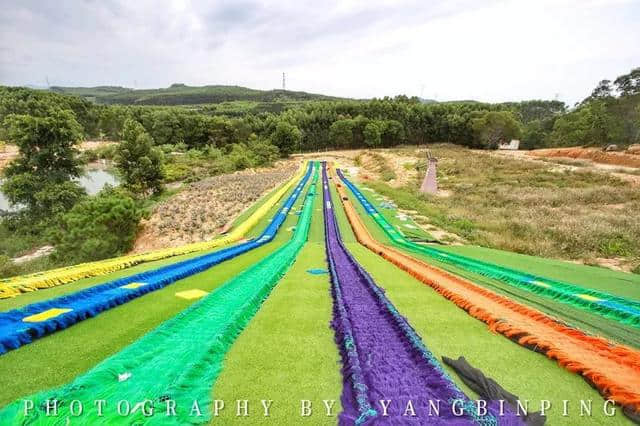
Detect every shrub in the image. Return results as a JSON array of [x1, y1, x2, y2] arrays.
[[163, 163, 192, 182], [598, 234, 633, 257], [0, 255, 17, 278], [79, 149, 99, 163], [248, 138, 280, 166], [381, 169, 396, 181], [50, 188, 142, 263], [227, 143, 254, 169], [160, 144, 176, 154], [95, 144, 118, 160], [174, 142, 188, 152]]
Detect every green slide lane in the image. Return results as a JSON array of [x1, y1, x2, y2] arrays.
[[360, 181, 640, 299], [0, 165, 319, 424], [213, 177, 342, 424], [0, 168, 315, 410], [347, 178, 640, 347], [341, 173, 640, 329], [328, 180, 630, 425], [437, 244, 640, 300]]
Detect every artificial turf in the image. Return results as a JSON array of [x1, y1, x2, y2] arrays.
[[353, 179, 640, 298], [0, 174, 294, 312], [0, 175, 311, 407], [348, 179, 640, 347], [212, 178, 343, 424], [437, 244, 640, 300], [329, 179, 630, 425], [357, 186, 436, 242]]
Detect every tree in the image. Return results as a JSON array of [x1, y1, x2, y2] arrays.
[[471, 111, 522, 149], [329, 119, 355, 148], [115, 119, 165, 196], [521, 120, 547, 149], [270, 120, 302, 156], [363, 121, 382, 147], [584, 80, 613, 103], [247, 137, 280, 166], [381, 120, 405, 146], [1, 108, 86, 225], [613, 67, 640, 96], [50, 188, 142, 263]]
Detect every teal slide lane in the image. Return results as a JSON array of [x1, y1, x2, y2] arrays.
[[338, 169, 640, 329], [0, 164, 320, 425]]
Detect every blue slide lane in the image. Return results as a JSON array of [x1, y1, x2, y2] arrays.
[[0, 162, 314, 355]]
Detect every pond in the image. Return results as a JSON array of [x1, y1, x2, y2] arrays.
[[0, 168, 119, 212]]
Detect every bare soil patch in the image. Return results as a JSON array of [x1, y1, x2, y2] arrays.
[[530, 147, 640, 168]]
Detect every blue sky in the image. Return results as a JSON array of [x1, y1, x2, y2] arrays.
[[0, 0, 638, 104]]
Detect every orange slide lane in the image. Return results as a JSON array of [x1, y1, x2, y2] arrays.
[[329, 167, 640, 414]]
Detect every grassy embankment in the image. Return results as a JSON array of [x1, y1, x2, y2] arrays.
[[365, 145, 640, 272], [346, 176, 640, 348]]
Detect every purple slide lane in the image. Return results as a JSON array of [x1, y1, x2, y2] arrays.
[[321, 163, 520, 425]]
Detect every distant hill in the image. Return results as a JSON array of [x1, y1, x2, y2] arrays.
[[48, 84, 345, 106]]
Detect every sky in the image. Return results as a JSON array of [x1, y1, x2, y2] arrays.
[[0, 0, 639, 105]]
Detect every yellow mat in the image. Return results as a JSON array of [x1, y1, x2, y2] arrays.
[[23, 308, 72, 323], [577, 293, 602, 302], [175, 289, 209, 300], [121, 282, 147, 290]]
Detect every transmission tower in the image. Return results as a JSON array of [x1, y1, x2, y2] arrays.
[[282, 72, 286, 90]]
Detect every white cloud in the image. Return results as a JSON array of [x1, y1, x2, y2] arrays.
[[0, 0, 638, 104]]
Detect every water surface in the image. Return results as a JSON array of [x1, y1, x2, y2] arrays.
[[0, 169, 118, 212]]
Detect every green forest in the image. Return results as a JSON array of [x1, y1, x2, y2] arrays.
[[0, 66, 638, 278]]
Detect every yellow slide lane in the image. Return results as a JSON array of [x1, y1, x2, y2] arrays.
[[0, 162, 306, 299]]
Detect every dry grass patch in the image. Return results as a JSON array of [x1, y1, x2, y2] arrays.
[[131, 163, 298, 252], [365, 145, 640, 271]]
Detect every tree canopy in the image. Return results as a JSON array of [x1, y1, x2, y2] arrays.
[[115, 119, 165, 197]]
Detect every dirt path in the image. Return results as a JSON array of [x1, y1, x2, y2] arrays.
[[492, 149, 640, 186], [531, 146, 640, 168]]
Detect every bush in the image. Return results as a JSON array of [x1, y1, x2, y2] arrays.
[[50, 189, 142, 263], [248, 138, 280, 166], [174, 142, 188, 152], [95, 144, 118, 160], [598, 234, 633, 257], [79, 149, 99, 163], [160, 144, 176, 154], [0, 255, 17, 278], [164, 162, 193, 182], [228, 143, 254, 169]]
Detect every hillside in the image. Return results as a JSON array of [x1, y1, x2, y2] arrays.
[[49, 83, 345, 105]]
